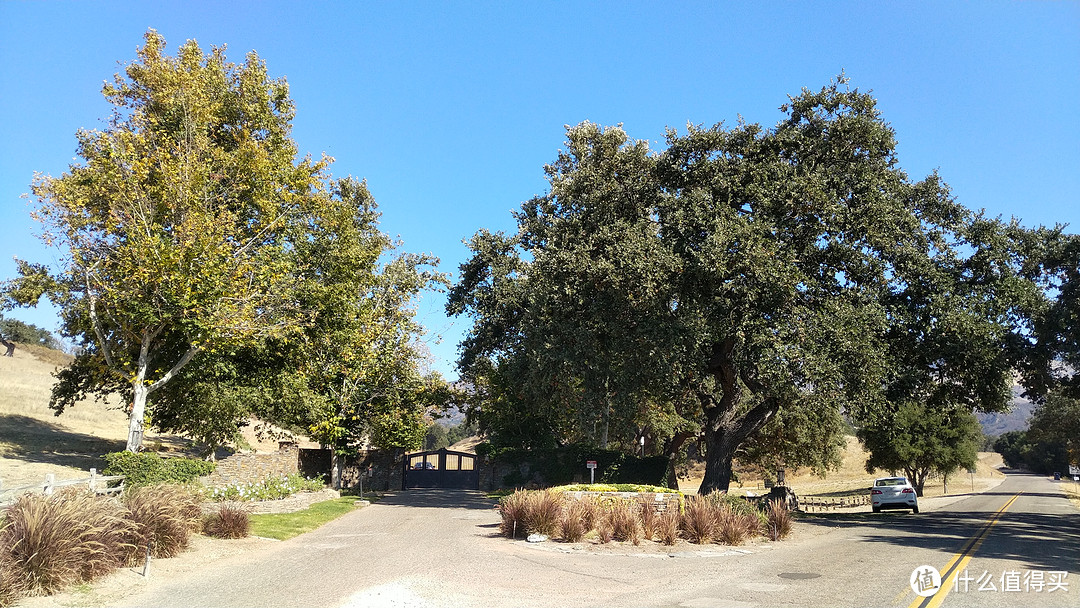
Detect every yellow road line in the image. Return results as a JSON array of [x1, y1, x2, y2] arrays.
[[903, 492, 1022, 608]]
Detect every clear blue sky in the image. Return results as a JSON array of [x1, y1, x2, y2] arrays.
[[2, 1, 1078, 380]]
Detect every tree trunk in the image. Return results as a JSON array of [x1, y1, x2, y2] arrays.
[[696, 338, 782, 494], [699, 425, 739, 494], [126, 381, 148, 452]]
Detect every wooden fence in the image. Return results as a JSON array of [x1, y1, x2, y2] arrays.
[[799, 494, 871, 512], [0, 468, 125, 505]]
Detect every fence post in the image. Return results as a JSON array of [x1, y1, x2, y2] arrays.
[[89, 468, 97, 492], [44, 473, 55, 496]]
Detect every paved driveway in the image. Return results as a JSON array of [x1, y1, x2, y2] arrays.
[[89, 473, 1078, 608]]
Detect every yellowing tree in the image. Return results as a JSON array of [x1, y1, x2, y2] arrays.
[[5, 31, 333, 451]]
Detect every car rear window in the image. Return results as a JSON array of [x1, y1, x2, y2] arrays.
[[875, 478, 907, 486]]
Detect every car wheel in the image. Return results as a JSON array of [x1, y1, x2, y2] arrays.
[[872, 506, 880, 513], [912, 506, 920, 514]]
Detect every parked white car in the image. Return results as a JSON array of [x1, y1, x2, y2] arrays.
[[871, 476, 919, 513]]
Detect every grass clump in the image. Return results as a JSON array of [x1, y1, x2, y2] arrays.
[[0, 490, 134, 597], [715, 503, 759, 546], [657, 507, 680, 546], [248, 497, 364, 541], [559, 499, 591, 543], [606, 500, 641, 544], [498, 490, 529, 539], [203, 504, 250, 539], [498, 490, 562, 539], [765, 499, 793, 541], [681, 495, 716, 544], [122, 484, 202, 561], [524, 490, 563, 537]]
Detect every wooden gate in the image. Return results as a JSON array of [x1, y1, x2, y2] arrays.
[[403, 448, 480, 490]]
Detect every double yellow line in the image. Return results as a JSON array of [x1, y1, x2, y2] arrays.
[[904, 492, 1023, 608]]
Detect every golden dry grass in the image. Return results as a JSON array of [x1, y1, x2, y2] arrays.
[[1063, 480, 1080, 510], [679, 436, 1006, 499], [0, 348, 184, 493]]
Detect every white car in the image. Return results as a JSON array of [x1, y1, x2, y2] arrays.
[[871, 476, 919, 513]]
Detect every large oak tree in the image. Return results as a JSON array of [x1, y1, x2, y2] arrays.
[[450, 80, 1036, 493]]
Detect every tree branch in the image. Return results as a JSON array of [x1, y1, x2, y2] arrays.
[[146, 344, 200, 394], [84, 264, 115, 368]]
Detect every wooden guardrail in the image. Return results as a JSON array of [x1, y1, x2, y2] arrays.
[[799, 494, 871, 512], [0, 468, 125, 504]]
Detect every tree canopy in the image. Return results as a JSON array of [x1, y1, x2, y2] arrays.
[[857, 402, 980, 496], [4, 31, 445, 453], [449, 78, 1038, 493]]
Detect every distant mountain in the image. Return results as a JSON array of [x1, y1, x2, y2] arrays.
[[977, 385, 1035, 437]]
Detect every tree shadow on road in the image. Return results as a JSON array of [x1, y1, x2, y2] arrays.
[[378, 489, 499, 511], [798, 498, 1080, 573]]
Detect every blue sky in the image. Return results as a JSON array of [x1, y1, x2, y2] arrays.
[[1, 1, 1077, 380]]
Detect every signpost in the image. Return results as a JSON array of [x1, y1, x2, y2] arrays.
[[1069, 464, 1079, 481], [586, 460, 597, 484]]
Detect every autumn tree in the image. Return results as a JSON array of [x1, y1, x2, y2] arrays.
[[5, 31, 350, 451], [450, 79, 1036, 493]]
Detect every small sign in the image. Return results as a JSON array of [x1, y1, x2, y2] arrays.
[[1069, 464, 1080, 477], [586, 461, 597, 469]]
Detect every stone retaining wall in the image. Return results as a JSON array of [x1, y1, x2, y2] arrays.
[[203, 442, 300, 488], [562, 490, 683, 512]]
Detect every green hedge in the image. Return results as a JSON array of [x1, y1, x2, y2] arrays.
[[102, 451, 216, 487], [491, 445, 672, 488]]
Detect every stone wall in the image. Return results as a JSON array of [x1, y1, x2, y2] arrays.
[[561, 490, 683, 512], [340, 449, 405, 492], [203, 442, 300, 488]]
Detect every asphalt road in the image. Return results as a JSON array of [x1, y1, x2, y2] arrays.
[[107, 470, 1076, 608]]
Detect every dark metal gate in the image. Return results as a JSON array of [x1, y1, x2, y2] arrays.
[[403, 448, 480, 490]]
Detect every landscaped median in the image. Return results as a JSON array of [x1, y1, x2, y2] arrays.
[[496, 484, 792, 548]]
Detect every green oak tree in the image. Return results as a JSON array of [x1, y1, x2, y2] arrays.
[[857, 402, 980, 496], [450, 79, 1036, 493]]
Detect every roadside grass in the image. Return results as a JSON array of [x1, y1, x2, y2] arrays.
[[1064, 481, 1080, 510], [249, 496, 369, 540]]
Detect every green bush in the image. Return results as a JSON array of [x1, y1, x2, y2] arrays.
[[495, 446, 671, 488], [102, 452, 215, 487], [207, 473, 324, 502]]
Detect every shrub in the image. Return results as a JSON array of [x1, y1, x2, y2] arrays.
[[639, 498, 658, 541], [203, 504, 250, 539], [498, 491, 529, 539], [122, 485, 201, 561], [596, 519, 613, 544], [523, 490, 563, 537], [765, 499, 793, 541], [103, 452, 215, 487], [207, 474, 324, 502], [0, 490, 134, 596], [607, 500, 640, 544], [657, 508, 680, 546], [716, 503, 760, 546], [559, 499, 590, 543], [681, 495, 716, 544]]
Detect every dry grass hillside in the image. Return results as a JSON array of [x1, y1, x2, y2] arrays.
[[0, 345, 190, 492], [679, 435, 1006, 499]]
